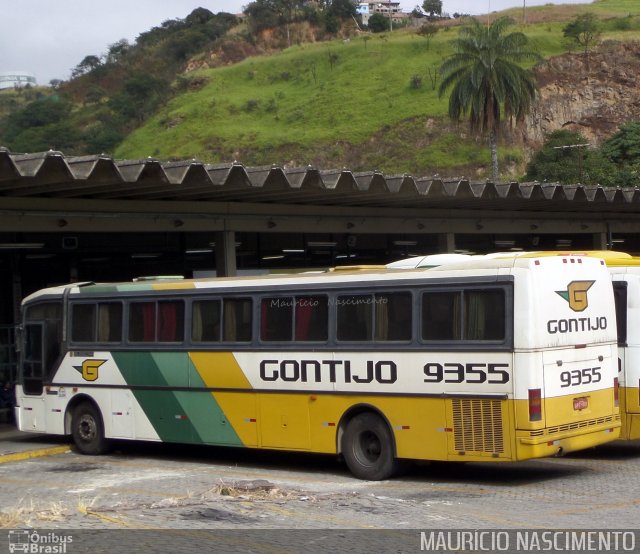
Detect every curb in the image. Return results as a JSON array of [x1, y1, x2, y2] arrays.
[[0, 445, 71, 464]]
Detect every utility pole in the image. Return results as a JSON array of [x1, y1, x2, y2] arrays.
[[523, 0, 526, 25]]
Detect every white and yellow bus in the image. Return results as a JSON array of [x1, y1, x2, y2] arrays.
[[578, 251, 640, 440], [472, 250, 640, 441], [15, 255, 620, 479]]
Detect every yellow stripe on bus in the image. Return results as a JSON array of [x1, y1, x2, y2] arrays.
[[189, 352, 252, 389]]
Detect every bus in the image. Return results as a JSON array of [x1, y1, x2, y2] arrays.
[[14, 255, 620, 480], [571, 251, 640, 440], [472, 250, 640, 442]]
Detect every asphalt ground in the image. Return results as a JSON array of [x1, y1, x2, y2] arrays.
[[1, 424, 640, 553]]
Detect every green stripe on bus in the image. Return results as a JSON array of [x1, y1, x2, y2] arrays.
[[113, 351, 194, 442], [112, 351, 243, 446], [185, 361, 243, 445]]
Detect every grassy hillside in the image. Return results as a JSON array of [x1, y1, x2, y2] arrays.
[[107, 1, 640, 178]]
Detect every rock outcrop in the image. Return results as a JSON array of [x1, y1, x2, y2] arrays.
[[524, 41, 640, 149]]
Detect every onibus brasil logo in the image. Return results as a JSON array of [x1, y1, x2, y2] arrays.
[[7, 530, 72, 553], [555, 280, 595, 312]]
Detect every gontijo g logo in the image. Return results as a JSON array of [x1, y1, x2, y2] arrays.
[[555, 280, 595, 312], [72, 359, 106, 382]]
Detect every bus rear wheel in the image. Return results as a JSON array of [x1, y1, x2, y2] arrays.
[[342, 412, 398, 480], [71, 402, 110, 455]]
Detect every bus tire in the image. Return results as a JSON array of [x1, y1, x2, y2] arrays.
[[342, 412, 398, 480], [71, 402, 110, 455]]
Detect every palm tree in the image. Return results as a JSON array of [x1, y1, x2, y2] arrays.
[[438, 17, 541, 182]]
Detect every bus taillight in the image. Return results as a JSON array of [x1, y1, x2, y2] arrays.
[[614, 377, 619, 407], [529, 389, 542, 421]]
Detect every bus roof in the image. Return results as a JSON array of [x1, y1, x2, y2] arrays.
[[21, 254, 607, 303]]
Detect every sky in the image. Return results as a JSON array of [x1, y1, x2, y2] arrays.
[[1, 0, 592, 85]]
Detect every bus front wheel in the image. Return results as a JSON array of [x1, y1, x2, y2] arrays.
[[71, 402, 110, 455], [342, 412, 398, 480]]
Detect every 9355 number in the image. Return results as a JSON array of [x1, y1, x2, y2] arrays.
[[423, 362, 510, 384], [560, 366, 601, 388]]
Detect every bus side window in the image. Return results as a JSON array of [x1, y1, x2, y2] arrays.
[[465, 290, 505, 341], [261, 297, 293, 342], [97, 302, 123, 343], [422, 292, 459, 341], [157, 301, 184, 342], [295, 296, 328, 342], [337, 295, 373, 341], [375, 292, 412, 341], [71, 304, 96, 342], [613, 283, 627, 346], [129, 302, 156, 342], [223, 298, 252, 342], [192, 300, 221, 342]]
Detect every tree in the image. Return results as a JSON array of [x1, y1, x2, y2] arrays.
[[368, 12, 390, 32], [563, 13, 601, 66], [416, 22, 439, 49], [71, 55, 102, 78], [105, 39, 131, 64], [438, 17, 540, 182], [422, 0, 442, 18], [600, 122, 640, 186], [245, 0, 279, 33], [525, 130, 620, 186], [245, 0, 305, 45], [601, 122, 640, 167], [185, 7, 215, 25], [108, 74, 167, 123], [327, 0, 357, 19]]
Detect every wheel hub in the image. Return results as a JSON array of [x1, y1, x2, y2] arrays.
[[78, 414, 97, 441]]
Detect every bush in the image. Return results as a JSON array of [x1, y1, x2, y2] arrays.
[[243, 99, 260, 112]]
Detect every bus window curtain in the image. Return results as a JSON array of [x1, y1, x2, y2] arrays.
[[465, 292, 485, 340], [98, 304, 110, 342], [260, 300, 269, 341], [295, 299, 312, 341], [158, 302, 177, 341], [192, 302, 203, 342], [224, 300, 237, 341], [452, 294, 462, 340], [375, 296, 389, 341], [143, 303, 156, 341]]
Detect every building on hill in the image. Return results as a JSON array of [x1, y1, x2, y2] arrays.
[[0, 72, 37, 90], [358, 1, 406, 26]]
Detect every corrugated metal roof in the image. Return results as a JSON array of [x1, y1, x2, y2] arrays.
[[1, 147, 639, 213]]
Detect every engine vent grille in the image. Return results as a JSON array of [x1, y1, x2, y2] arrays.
[[452, 398, 504, 454]]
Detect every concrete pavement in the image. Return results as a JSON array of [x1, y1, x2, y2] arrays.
[[0, 422, 70, 463]]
